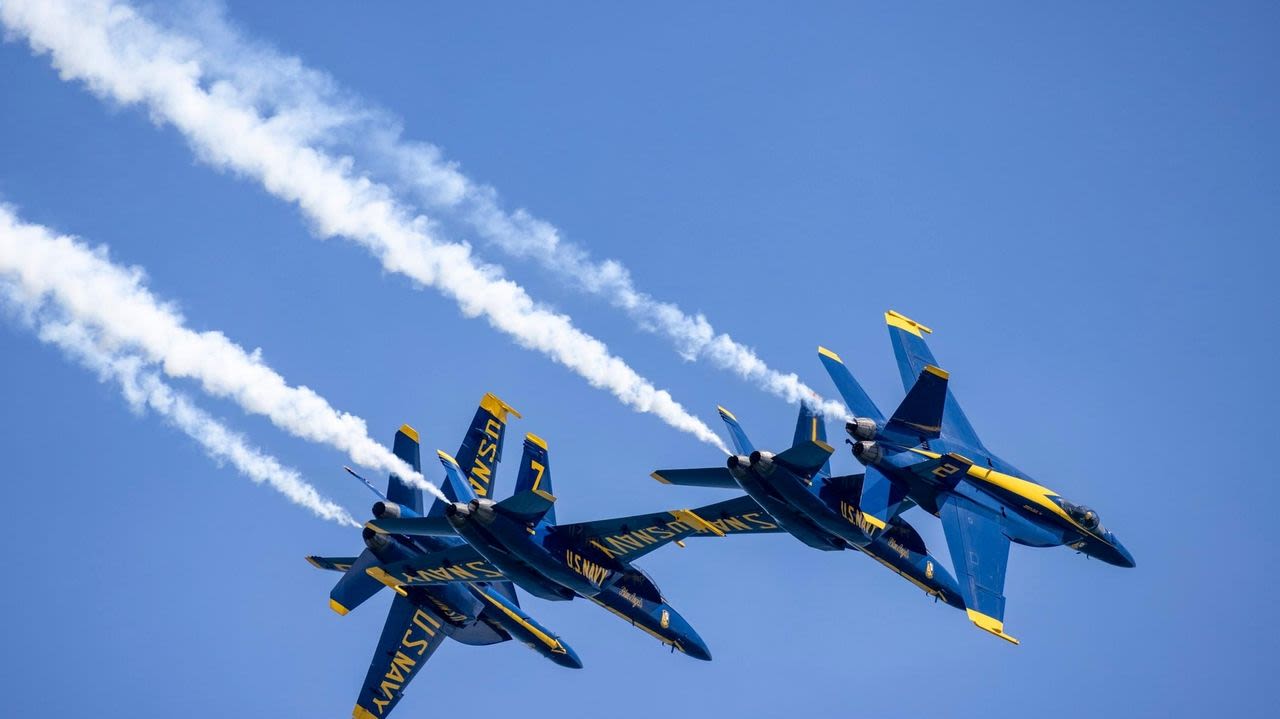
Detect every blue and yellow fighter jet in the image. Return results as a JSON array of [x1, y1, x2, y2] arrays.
[[364, 432, 727, 662], [816, 310, 1136, 644], [308, 395, 582, 719], [650, 402, 966, 609]]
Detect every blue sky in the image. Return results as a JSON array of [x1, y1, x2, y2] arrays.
[[1, 2, 1276, 716]]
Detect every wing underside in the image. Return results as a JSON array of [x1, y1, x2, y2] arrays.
[[939, 494, 1017, 644], [352, 596, 450, 719]]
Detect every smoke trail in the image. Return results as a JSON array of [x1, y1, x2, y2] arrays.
[[140, 1, 850, 419], [0, 0, 731, 452], [0, 285, 359, 526], [0, 205, 443, 497]]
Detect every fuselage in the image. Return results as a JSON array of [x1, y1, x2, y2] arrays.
[[725, 455, 964, 607], [445, 500, 712, 659], [866, 429, 1135, 568]]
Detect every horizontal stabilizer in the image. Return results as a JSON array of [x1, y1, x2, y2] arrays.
[[775, 439, 835, 477], [650, 466, 739, 489], [366, 516, 457, 537], [887, 365, 950, 439], [494, 489, 557, 525], [329, 549, 385, 616], [818, 346, 885, 423], [306, 556, 359, 573]]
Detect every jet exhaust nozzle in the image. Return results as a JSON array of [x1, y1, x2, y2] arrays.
[[749, 450, 775, 475], [362, 526, 392, 552], [726, 454, 750, 479], [372, 501, 405, 519], [846, 417, 878, 441], [852, 441, 882, 465]]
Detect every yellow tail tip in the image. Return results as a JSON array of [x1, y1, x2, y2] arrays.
[[353, 704, 378, 719], [885, 309, 933, 337], [480, 392, 522, 421], [817, 346, 843, 363], [716, 405, 737, 421], [398, 424, 420, 442], [924, 364, 950, 379], [526, 432, 548, 449]]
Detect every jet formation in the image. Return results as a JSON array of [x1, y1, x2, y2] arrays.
[[309, 312, 1133, 717]]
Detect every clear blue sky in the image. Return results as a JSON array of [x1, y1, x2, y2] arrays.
[[1, 2, 1276, 716]]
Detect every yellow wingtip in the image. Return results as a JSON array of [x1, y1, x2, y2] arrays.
[[817, 346, 843, 363], [966, 609, 1020, 645], [353, 705, 378, 719], [716, 405, 737, 421], [398, 424, 420, 442], [480, 392, 522, 421], [672, 509, 726, 537], [885, 309, 933, 337], [533, 488, 557, 502], [815, 439, 834, 453], [650, 471, 670, 484], [924, 364, 950, 380], [305, 556, 324, 569], [526, 432, 548, 450], [329, 598, 350, 616]]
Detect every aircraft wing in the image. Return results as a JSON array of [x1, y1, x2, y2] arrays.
[[557, 508, 725, 563], [885, 310, 985, 450], [690, 495, 784, 536], [939, 494, 1018, 644], [369, 544, 506, 588], [352, 595, 450, 719]]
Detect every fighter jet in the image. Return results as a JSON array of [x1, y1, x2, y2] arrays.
[[364, 431, 724, 661], [307, 395, 582, 719], [817, 310, 1136, 643], [650, 402, 966, 609]]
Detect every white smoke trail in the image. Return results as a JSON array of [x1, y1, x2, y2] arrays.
[[0, 287, 359, 526], [139, 1, 851, 419], [0, 0, 731, 452], [0, 205, 443, 497]]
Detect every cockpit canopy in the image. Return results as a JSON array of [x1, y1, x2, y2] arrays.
[[1055, 497, 1103, 533], [614, 566, 663, 604]]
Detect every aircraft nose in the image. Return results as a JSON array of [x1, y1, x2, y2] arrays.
[[1111, 537, 1136, 568], [554, 644, 585, 670], [680, 632, 713, 662]]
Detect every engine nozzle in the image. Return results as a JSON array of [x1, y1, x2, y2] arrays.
[[749, 450, 776, 475], [845, 417, 878, 441], [851, 440, 883, 465], [362, 526, 392, 552], [372, 500, 405, 519], [726, 454, 751, 479]]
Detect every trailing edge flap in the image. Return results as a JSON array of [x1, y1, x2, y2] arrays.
[[904, 451, 974, 491], [329, 549, 385, 615], [689, 495, 783, 536], [493, 489, 557, 525], [649, 466, 739, 489], [775, 439, 835, 477], [374, 544, 500, 587], [352, 594, 449, 719], [306, 555, 359, 572], [558, 508, 725, 563], [886, 365, 950, 439], [817, 346, 886, 423], [367, 516, 457, 537]]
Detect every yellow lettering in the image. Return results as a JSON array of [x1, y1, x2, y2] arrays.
[[373, 697, 390, 714], [402, 628, 430, 656], [483, 418, 502, 440]]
